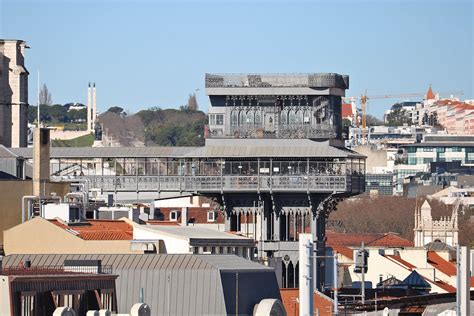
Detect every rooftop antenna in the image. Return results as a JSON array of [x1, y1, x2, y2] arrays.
[[37, 70, 40, 128]]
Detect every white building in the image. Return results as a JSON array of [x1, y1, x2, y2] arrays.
[[130, 221, 256, 259], [414, 200, 458, 247]]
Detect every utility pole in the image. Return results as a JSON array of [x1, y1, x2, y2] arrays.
[[361, 242, 365, 305], [333, 252, 338, 315]]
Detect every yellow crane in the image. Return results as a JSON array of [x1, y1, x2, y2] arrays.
[[344, 90, 464, 145]]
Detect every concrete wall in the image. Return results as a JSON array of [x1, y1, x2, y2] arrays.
[[50, 130, 90, 140], [133, 225, 190, 254], [354, 146, 388, 173], [0, 276, 11, 316], [0, 180, 69, 245], [3, 216, 141, 255]]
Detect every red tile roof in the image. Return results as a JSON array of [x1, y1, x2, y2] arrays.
[[366, 234, 414, 247], [385, 255, 416, 270], [427, 251, 456, 276], [326, 232, 382, 247], [280, 289, 333, 316], [426, 85, 435, 100], [326, 232, 412, 248], [50, 219, 133, 240], [341, 103, 353, 119], [330, 245, 354, 260], [384, 253, 456, 293]]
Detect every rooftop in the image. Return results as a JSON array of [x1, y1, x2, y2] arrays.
[[50, 219, 133, 240], [205, 73, 349, 89], [137, 223, 252, 241], [8, 139, 364, 159]]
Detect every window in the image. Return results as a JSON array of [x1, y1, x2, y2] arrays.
[[209, 114, 216, 125], [207, 211, 216, 222], [169, 210, 179, 221], [216, 114, 224, 125]]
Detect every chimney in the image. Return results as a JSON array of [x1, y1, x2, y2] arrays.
[[33, 127, 50, 196], [87, 83, 91, 132], [92, 82, 97, 133]]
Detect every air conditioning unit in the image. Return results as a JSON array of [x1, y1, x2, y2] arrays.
[[207, 211, 217, 222]]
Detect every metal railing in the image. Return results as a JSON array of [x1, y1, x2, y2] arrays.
[[1, 265, 113, 275], [80, 174, 358, 193], [205, 73, 348, 89]]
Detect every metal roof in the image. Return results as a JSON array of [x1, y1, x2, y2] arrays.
[[0, 145, 20, 158], [137, 224, 255, 241], [2, 254, 278, 315], [9, 139, 364, 159]]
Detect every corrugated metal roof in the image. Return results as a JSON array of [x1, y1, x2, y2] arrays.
[[8, 139, 364, 159], [0, 145, 19, 158], [2, 254, 277, 314]]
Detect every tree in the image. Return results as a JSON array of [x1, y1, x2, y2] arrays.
[[366, 114, 383, 126], [187, 93, 198, 111], [39, 84, 53, 105], [107, 106, 125, 115], [386, 108, 410, 126]]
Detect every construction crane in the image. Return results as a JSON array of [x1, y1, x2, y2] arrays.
[[344, 90, 464, 145]]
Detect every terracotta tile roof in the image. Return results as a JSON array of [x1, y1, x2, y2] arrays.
[[427, 251, 456, 276], [326, 232, 411, 248], [50, 219, 133, 240], [280, 289, 333, 316], [330, 245, 354, 260], [426, 85, 435, 100], [326, 232, 382, 247], [385, 255, 416, 270], [341, 103, 353, 118], [384, 253, 457, 293], [366, 233, 414, 247], [433, 280, 456, 293]]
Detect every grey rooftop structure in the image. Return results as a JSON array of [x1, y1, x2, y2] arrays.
[[2, 253, 281, 315], [8, 139, 363, 159]]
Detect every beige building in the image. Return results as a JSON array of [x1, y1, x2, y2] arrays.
[[3, 217, 148, 255], [0, 180, 69, 245], [0, 39, 29, 147]]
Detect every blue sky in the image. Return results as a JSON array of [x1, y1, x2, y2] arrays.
[[1, 0, 472, 118]]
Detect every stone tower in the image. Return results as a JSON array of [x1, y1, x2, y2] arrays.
[[414, 199, 459, 247], [0, 39, 29, 147]]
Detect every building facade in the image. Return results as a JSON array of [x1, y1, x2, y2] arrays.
[[206, 73, 349, 140], [413, 200, 458, 247], [8, 73, 366, 290], [0, 39, 29, 147]]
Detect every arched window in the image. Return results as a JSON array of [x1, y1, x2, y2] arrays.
[[289, 110, 296, 126], [231, 111, 238, 127], [239, 111, 246, 126], [255, 111, 261, 126], [281, 111, 288, 126]]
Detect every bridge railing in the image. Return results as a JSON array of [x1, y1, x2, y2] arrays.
[[80, 174, 355, 193]]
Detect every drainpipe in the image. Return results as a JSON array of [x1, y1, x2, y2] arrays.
[[22, 196, 37, 223]]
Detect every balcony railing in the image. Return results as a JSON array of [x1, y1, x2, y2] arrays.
[[79, 174, 362, 193]]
